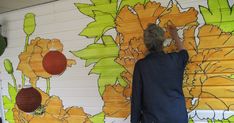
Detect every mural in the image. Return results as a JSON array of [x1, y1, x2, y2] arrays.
[[1, 0, 234, 123]]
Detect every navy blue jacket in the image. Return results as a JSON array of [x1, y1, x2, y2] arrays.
[[131, 50, 189, 123]]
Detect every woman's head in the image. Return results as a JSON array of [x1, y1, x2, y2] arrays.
[[144, 23, 165, 53]]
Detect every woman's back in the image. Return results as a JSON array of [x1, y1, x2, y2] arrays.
[[131, 50, 189, 123]]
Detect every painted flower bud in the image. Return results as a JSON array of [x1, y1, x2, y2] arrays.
[[23, 13, 36, 36], [4, 59, 13, 74]]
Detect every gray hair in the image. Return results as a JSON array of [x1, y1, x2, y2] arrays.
[[143, 23, 165, 53]]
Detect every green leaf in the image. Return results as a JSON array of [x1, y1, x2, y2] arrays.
[[118, 0, 150, 11], [72, 35, 127, 95], [188, 117, 194, 123], [228, 115, 234, 122], [3, 95, 15, 110], [3, 96, 11, 104], [8, 83, 17, 103], [207, 119, 213, 123], [3, 96, 14, 109], [9, 121, 15, 123], [117, 75, 127, 87], [221, 119, 229, 122], [90, 57, 126, 95], [79, 11, 115, 42], [71, 35, 119, 66], [200, 0, 234, 33], [85, 58, 100, 67], [214, 120, 222, 123], [5, 109, 14, 122], [3, 103, 15, 110], [74, 0, 117, 18], [90, 112, 105, 123], [2, 83, 16, 123]]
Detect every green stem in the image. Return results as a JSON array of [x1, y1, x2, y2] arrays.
[[22, 34, 30, 88], [21, 74, 25, 87], [24, 35, 30, 51], [10, 74, 17, 91], [46, 78, 50, 94]]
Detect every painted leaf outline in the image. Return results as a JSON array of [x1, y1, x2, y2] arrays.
[[199, 0, 234, 33], [75, 0, 152, 42], [72, 35, 127, 95], [89, 112, 105, 123], [79, 10, 115, 42], [5, 110, 14, 123], [3, 96, 13, 110], [90, 57, 127, 95], [74, 0, 117, 18], [3, 83, 17, 123], [71, 35, 119, 67]]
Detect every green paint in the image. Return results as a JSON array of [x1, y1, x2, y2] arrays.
[[72, 35, 127, 95], [71, 35, 119, 67], [118, 74, 128, 87], [46, 78, 51, 94], [4, 59, 17, 91], [188, 117, 194, 123], [24, 35, 30, 51], [91, 57, 127, 95], [200, 0, 234, 33], [10, 74, 17, 92], [89, 112, 105, 123], [21, 74, 25, 87], [228, 115, 234, 121], [23, 13, 36, 36], [3, 83, 17, 123], [205, 116, 234, 122], [74, 0, 117, 18], [230, 74, 234, 79], [4, 59, 13, 74], [220, 119, 229, 122], [214, 120, 222, 123], [5, 110, 14, 123], [23, 13, 36, 51], [75, 0, 151, 42], [207, 119, 213, 123], [79, 11, 115, 42], [34, 105, 46, 115], [3, 59, 17, 123]]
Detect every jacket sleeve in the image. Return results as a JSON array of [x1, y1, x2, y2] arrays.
[[131, 61, 143, 123], [178, 49, 189, 68]]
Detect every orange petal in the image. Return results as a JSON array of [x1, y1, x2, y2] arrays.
[[103, 84, 130, 118], [67, 59, 76, 67], [159, 4, 198, 27], [198, 25, 233, 49], [65, 107, 90, 123]]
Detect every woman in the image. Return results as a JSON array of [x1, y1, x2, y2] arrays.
[[131, 24, 189, 123]]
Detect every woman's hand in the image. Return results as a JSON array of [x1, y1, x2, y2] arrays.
[[167, 25, 185, 51], [167, 25, 179, 40]]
